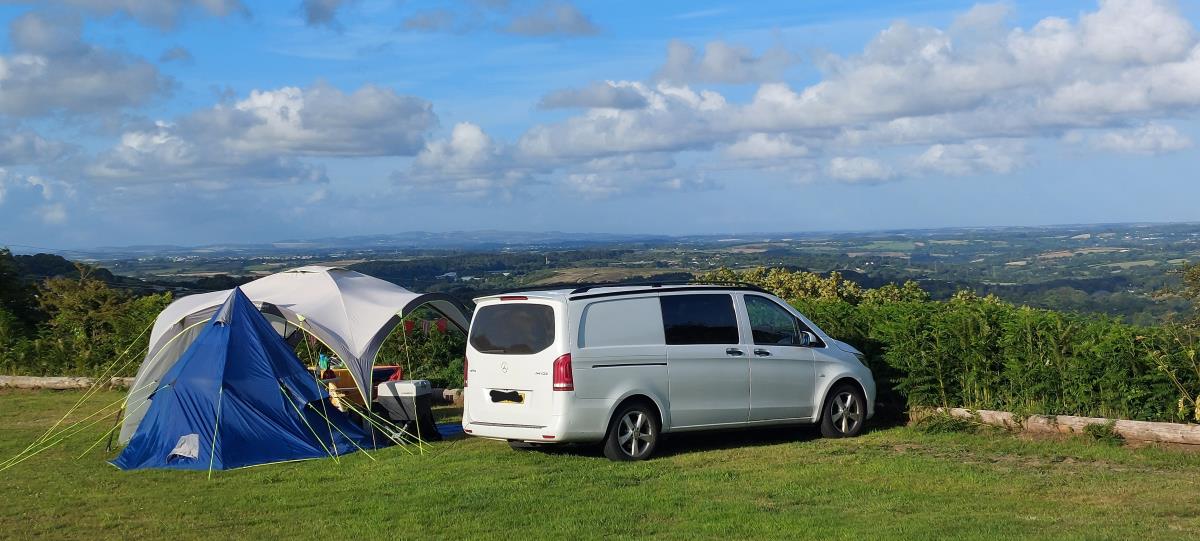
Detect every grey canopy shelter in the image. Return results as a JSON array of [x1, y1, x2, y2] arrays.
[[119, 266, 470, 444]]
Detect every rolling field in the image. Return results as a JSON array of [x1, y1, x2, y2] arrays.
[[3, 389, 1200, 539]]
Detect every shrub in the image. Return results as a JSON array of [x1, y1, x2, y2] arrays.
[[713, 266, 1200, 424]]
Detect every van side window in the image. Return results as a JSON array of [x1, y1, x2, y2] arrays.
[[745, 295, 801, 346], [659, 294, 739, 345], [470, 304, 555, 354]]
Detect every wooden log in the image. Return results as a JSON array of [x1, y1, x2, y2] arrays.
[[0, 375, 136, 390], [0, 375, 95, 390], [928, 407, 1200, 446]]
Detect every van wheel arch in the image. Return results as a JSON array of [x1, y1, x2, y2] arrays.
[[815, 377, 867, 422], [608, 394, 664, 434]]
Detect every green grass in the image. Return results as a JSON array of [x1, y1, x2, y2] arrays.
[[4, 390, 1200, 540]]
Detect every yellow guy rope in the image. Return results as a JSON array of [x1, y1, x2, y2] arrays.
[[19, 320, 154, 456]]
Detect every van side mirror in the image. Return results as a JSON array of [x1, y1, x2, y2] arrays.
[[798, 331, 815, 347]]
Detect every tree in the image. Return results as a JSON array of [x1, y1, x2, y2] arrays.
[[0, 248, 40, 332], [32, 264, 171, 375]]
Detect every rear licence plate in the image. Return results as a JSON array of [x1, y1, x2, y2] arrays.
[[489, 390, 525, 404]]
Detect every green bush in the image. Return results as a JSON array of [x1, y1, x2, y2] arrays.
[[713, 267, 1200, 424]]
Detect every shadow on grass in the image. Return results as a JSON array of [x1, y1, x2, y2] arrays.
[[522, 404, 909, 459]]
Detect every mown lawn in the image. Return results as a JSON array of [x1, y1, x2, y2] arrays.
[[2, 389, 1200, 540]]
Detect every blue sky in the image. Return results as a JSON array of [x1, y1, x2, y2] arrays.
[[0, 0, 1197, 249]]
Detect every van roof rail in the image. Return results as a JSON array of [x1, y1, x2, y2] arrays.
[[567, 280, 770, 295]]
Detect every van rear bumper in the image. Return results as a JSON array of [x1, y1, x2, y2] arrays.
[[462, 396, 613, 443]]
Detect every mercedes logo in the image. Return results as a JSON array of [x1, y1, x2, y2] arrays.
[[500, 361, 509, 374]]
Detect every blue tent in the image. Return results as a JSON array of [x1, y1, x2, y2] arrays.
[[114, 287, 374, 471]]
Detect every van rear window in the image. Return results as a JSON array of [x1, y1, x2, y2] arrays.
[[470, 304, 555, 355]]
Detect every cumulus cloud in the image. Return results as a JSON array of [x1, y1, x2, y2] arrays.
[[519, 83, 728, 160], [1071, 123, 1193, 155], [517, 0, 1200, 188], [89, 82, 436, 185], [538, 81, 648, 110], [0, 168, 72, 220], [914, 140, 1028, 176], [31, 0, 248, 29], [656, 40, 796, 84], [564, 171, 716, 198], [399, 122, 530, 197], [724, 133, 808, 160], [827, 157, 895, 183], [0, 130, 70, 165], [0, 12, 171, 117], [87, 120, 329, 187]]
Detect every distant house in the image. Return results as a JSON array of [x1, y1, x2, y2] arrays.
[[436, 271, 458, 279]]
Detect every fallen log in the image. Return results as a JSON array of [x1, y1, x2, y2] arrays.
[[0, 375, 135, 390], [917, 406, 1200, 446]]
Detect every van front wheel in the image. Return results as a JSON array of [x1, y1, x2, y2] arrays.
[[820, 383, 866, 438], [603, 403, 659, 461]]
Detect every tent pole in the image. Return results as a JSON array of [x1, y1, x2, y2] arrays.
[[103, 406, 123, 453], [207, 387, 223, 480]]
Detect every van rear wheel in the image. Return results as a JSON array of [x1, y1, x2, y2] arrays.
[[603, 402, 659, 461]]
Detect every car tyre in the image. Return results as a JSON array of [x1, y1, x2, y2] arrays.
[[603, 402, 659, 461], [820, 383, 867, 438]]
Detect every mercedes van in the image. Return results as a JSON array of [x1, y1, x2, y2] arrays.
[[461, 283, 875, 461]]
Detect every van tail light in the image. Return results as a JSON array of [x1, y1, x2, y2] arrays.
[[552, 353, 574, 391], [463, 356, 469, 388]]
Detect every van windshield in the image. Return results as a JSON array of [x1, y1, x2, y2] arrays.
[[470, 303, 555, 355]]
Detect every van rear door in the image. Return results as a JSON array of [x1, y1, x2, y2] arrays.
[[465, 299, 563, 428]]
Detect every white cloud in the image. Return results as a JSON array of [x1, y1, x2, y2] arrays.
[[0, 129, 70, 165], [89, 82, 436, 186], [828, 157, 895, 183], [564, 171, 716, 199], [189, 83, 435, 157], [514, 0, 1200, 193], [519, 83, 727, 160], [656, 40, 796, 84], [914, 140, 1028, 176], [539, 81, 648, 110], [0, 12, 170, 117], [1075, 123, 1193, 155], [400, 122, 530, 197], [0, 169, 72, 215], [724, 133, 808, 160]]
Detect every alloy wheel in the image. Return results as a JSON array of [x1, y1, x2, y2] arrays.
[[830, 392, 863, 435], [617, 410, 654, 458]]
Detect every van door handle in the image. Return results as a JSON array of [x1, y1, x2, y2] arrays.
[[754, 349, 771, 357], [725, 348, 744, 357]]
